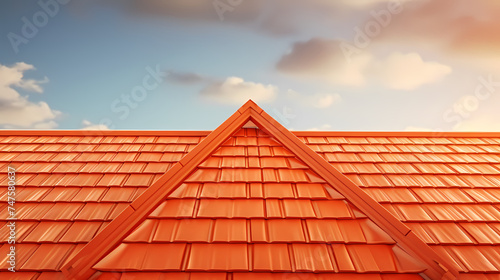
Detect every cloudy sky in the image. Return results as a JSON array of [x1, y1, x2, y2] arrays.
[[1, 0, 500, 131]]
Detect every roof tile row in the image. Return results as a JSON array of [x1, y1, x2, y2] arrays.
[[94, 243, 419, 273], [122, 218, 394, 244]]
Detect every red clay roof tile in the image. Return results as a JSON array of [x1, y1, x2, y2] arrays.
[[188, 244, 248, 271], [253, 244, 291, 271], [212, 219, 247, 242], [347, 245, 396, 272], [150, 200, 196, 218], [175, 219, 211, 242], [23, 222, 70, 242], [60, 222, 103, 242], [292, 244, 334, 272], [283, 200, 315, 218], [152, 220, 176, 242], [21, 244, 74, 270], [314, 200, 351, 218], [267, 219, 305, 242]]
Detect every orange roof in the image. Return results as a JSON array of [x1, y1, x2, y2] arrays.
[[1, 101, 500, 279]]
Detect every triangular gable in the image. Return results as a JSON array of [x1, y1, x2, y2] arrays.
[[91, 126, 426, 276], [61, 100, 459, 279]]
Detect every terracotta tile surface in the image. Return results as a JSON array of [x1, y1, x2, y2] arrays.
[[80, 127, 430, 277], [187, 244, 248, 271], [3, 105, 500, 278]]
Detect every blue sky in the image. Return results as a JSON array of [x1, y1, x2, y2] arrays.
[[1, 0, 500, 131]]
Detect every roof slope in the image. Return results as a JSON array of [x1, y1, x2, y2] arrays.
[[0, 101, 499, 279], [90, 125, 425, 278], [60, 101, 455, 279]]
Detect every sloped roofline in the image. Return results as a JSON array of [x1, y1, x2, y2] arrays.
[[61, 100, 459, 280]]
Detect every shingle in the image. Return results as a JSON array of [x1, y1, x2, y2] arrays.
[[278, 169, 308, 182], [214, 146, 246, 156], [422, 223, 474, 244], [460, 223, 500, 244], [314, 200, 351, 218], [380, 189, 419, 203], [260, 157, 288, 168], [21, 244, 74, 270], [358, 219, 395, 244], [359, 175, 393, 187], [42, 188, 80, 202], [197, 199, 264, 218], [169, 183, 200, 198], [331, 244, 356, 272], [253, 244, 291, 271], [75, 203, 115, 220], [174, 219, 211, 242], [292, 244, 334, 272], [283, 200, 316, 218], [296, 183, 327, 198], [263, 183, 294, 198], [187, 169, 220, 182], [68, 174, 102, 187], [23, 222, 70, 242], [95, 244, 186, 270], [199, 157, 221, 168], [152, 220, 177, 242], [188, 244, 248, 271], [160, 153, 184, 162], [117, 163, 146, 173], [101, 188, 136, 202], [396, 205, 433, 221], [150, 200, 196, 218], [96, 174, 128, 187], [221, 157, 247, 168], [247, 219, 267, 243], [60, 222, 103, 242], [424, 205, 467, 222], [347, 245, 396, 272], [412, 188, 450, 203], [268, 219, 305, 242], [448, 246, 497, 272], [123, 174, 153, 187], [41, 203, 84, 220], [212, 219, 247, 242], [200, 183, 243, 198], [265, 199, 283, 218]]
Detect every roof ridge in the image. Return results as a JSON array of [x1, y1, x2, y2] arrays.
[[3, 130, 500, 137], [60, 100, 459, 279]]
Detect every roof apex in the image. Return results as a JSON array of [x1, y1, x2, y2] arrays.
[[238, 99, 263, 114]]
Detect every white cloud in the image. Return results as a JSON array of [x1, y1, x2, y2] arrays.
[[201, 76, 278, 105], [376, 52, 452, 90], [0, 62, 61, 129], [277, 38, 371, 86], [81, 119, 110, 130], [287, 90, 342, 108], [277, 38, 452, 90]]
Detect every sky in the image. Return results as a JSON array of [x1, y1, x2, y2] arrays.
[[1, 0, 500, 131]]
